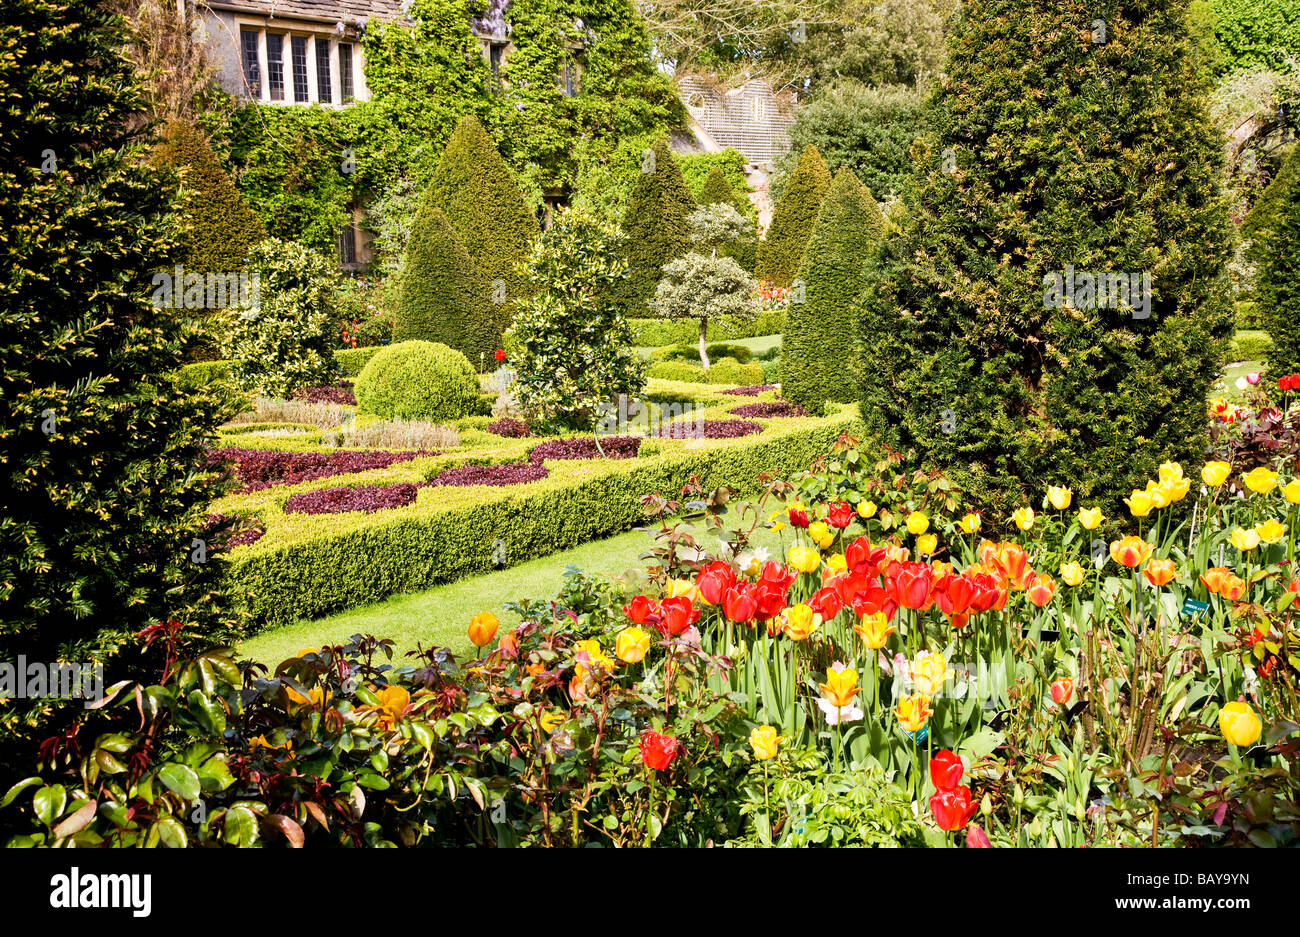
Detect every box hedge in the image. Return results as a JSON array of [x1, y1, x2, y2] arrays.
[[629, 310, 786, 346], [221, 406, 862, 629]]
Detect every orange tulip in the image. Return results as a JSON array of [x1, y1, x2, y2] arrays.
[[1220, 574, 1247, 601], [895, 693, 933, 733], [1109, 536, 1153, 568], [1200, 566, 1231, 594], [1026, 573, 1057, 607], [995, 542, 1031, 587], [1143, 558, 1176, 587], [468, 611, 500, 647]]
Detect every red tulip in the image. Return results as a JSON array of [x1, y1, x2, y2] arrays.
[[695, 560, 736, 605], [759, 561, 797, 590], [929, 785, 978, 831], [930, 749, 964, 790], [722, 583, 758, 624], [965, 824, 992, 848], [1281, 374, 1295, 392], [623, 595, 653, 624], [935, 574, 975, 617], [657, 596, 698, 637], [494, 348, 506, 362], [752, 580, 789, 620], [1050, 678, 1074, 705], [787, 506, 809, 528], [640, 729, 678, 770], [887, 561, 935, 611], [826, 501, 855, 529], [807, 586, 844, 621]]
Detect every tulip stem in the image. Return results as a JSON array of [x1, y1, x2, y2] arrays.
[[645, 770, 655, 848]]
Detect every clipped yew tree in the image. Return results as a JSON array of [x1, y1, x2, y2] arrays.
[[781, 168, 884, 411], [758, 144, 832, 287], [394, 204, 496, 367], [616, 137, 697, 312], [0, 0, 232, 747], [1257, 156, 1300, 372], [510, 205, 646, 430], [699, 164, 758, 271], [419, 114, 538, 340], [153, 119, 265, 275], [860, 0, 1234, 519]]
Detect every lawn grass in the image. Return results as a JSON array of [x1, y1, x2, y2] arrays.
[[1217, 360, 1265, 403], [237, 516, 790, 666]]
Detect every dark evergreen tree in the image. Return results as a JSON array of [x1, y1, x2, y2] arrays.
[[616, 137, 697, 313], [1257, 149, 1300, 372], [758, 144, 832, 287], [781, 168, 884, 410], [859, 0, 1234, 521]]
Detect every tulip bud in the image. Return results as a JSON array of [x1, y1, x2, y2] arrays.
[[1030, 816, 1041, 837], [981, 793, 993, 816], [1013, 783, 1025, 806], [1075, 796, 1086, 822]]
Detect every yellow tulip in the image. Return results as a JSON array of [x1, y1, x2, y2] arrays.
[[958, 513, 981, 534], [1158, 461, 1184, 484], [895, 693, 933, 733], [819, 664, 860, 708], [1060, 561, 1085, 587], [1012, 506, 1035, 531], [286, 684, 330, 708], [809, 521, 835, 549], [917, 533, 938, 556], [854, 611, 896, 649], [1124, 490, 1153, 518], [826, 552, 848, 574], [1202, 461, 1231, 487], [1255, 519, 1286, 544], [781, 603, 822, 641], [1229, 527, 1261, 552], [749, 725, 782, 761], [615, 626, 651, 664], [574, 639, 615, 679], [1283, 480, 1300, 504], [368, 685, 410, 730], [1144, 481, 1170, 510], [1219, 701, 1262, 748], [1168, 476, 1191, 502], [857, 500, 877, 519], [540, 711, 567, 732], [666, 578, 699, 602], [788, 544, 821, 573], [909, 650, 949, 697], [296, 647, 320, 658], [1077, 507, 1104, 530], [1047, 486, 1072, 510], [1243, 467, 1279, 495], [468, 611, 500, 647], [906, 511, 930, 535]]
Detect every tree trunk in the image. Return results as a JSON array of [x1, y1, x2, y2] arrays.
[[698, 317, 709, 370]]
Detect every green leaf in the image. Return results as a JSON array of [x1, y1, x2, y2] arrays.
[[1, 777, 43, 809], [157, 763, 201, 801], [33, 785, 66, 828], [155, 816, 187, 848]]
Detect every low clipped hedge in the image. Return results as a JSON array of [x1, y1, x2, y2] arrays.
[[647, 357, 766, 385], [1232, 330, 1272, 363], [222, 406, 863, 630], [652, 342, 754, 364], [335, 346, 382, 377], [629, 310, 786, 346], [174, 359, 233, 390], [354, 340, 479, 422]]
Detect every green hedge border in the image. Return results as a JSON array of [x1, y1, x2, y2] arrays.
[[222, 405, 863, 631]]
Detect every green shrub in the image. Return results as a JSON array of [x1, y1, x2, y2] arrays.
[[859, 0, 1235, 522], [761, 358, 781, 384], [782, 168, 884, 410], [682, 150, 753, 218], [0, 0, 234, 750], [335, 277, 393, 347], [1236, 300, 1262, 329], [174, 359, 234, 391], [647, 357, 765, 385], [1258, 157, 1300, 371], [758, 144, 832, 287], [615, 138, 697, 313], [508, 206, 646, 430], [693, 161, 757, 270], [224, 239, 340, 397], [1232, 329, 1273, 361], [221, 408, 861, 629], [1209, 0, 1300, 75], [629, 310, 786, 346], [354, 340, 479, 422], [418, 115, 538, 338], [394, 203, 495, 365], [654, 342, 754, 364], [335, 346, 382, 376], [1241, 145, 1298, 267]]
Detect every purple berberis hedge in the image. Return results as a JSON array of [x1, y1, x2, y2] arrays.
[[729, 401, 809, 418], [656, 419, 763, 439], [291, 382, 357, 406], [284, 482, 419, 515], [486, 417, 530, 438], [207, 447, 437, 492], [201, 512, 266, 550], [426, 461, 549, 486], [718, 385, 776, 396], [528, 436, 641, 462]]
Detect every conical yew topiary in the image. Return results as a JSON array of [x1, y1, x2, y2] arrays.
[[781, 168, 884, 411], [394, 204, 496, 368], [758, 144, 832, 287], [699, 164, 757, 271], [859, 0, 1235, 522], [419, 114, 538, 341], [616, 137, 697, 313], [1257, 148, 1300, 373]]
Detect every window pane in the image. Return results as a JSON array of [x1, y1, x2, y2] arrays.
[[315, 39, 333, 103], [339, 42, 354, 103], [240, 29, 260, 98], [266, 34, 284, 101], [291, 36, 309, 102], [338, 225, 356, 265]]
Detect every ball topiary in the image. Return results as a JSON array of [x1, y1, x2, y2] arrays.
[[354, 340, 479, 422]]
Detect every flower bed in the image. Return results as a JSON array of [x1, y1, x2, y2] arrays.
[[206, 447, 436, 493], [427, 461, 549, 487], [729, 401, 809, 418], [528, 436, 641, 462], [656, 419, 763, 439], [291, 381, 357, 406], [284, 482, 419, 515], [719, 384, 777, 396], [486, 417, 531, 438]]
